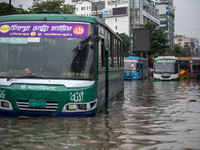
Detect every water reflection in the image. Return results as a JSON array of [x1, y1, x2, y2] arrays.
[[0, 78, 200, 149]]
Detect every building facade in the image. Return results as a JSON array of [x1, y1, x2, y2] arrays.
[[129, 0, 159, 47], [154, 0, 175, 48], [65, 0, 161, 51], [174, 35, 199, 56], [103, 0, 129, 35]]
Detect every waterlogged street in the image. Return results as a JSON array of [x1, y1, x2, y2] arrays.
[[1, 77, 200, 150]]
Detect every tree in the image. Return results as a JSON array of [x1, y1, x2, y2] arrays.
[[181, 43, 191, 57], [0, 2, 18, 16], [28, 0, 75, 14], [166, 44, 182, 57], [116, 32, 131, 57], [143, 22, 169, 56], [0, 2, 30, 16]]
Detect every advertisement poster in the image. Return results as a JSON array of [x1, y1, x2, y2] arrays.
[[0, 22, 90, 39]]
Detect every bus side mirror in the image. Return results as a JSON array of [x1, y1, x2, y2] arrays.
[[94, 25, 100, 42], [94, 35, 100, 42]]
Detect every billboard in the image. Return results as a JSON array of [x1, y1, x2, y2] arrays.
[[133, 29, 151, 52]]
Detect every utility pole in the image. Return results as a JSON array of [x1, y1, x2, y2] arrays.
[[9, 0, 11, 14]]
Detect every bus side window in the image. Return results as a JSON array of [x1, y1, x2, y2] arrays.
[[140, 64, 143, 70], [101, 39, 105, 67]]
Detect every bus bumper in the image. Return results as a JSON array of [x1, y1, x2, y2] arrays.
[[124, 76, 140, 80], [153, 78, 180, 81], [0, 108, 97, 118]]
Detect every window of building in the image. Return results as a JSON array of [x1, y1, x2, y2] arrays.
[[115, 26, 117, 30], [115, 18, 117, 22], [160, 20, 168, 24]]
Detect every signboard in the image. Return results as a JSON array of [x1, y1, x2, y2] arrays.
[[0, 22, 90, 39], [108, 0, 128, 5], [133, 28, 151, 52], [156, 60, 176, 63], [190, 57, 200, 61], [103, 9, 112, 17], [124, 59, 138, 63]]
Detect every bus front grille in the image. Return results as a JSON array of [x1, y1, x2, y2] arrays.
[[16, 100, 58, 112], [161, 76, 170, 78]]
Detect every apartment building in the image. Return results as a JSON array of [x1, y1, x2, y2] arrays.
[[155, 0, 175, 48], [174, 35, 199, 56]]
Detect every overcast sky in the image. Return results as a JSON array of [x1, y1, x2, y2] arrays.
[[173, 0, 200, 40], [0, 0, 200, 41]]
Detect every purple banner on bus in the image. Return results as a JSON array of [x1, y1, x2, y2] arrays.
[[0, 22, 90, 39]]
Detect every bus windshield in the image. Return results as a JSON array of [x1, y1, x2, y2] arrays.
[[180, 61, 189, 71], [0, 22, 94, 79], [154, 59, 178, 74], [191, 64, 200, 73], [124, 60, 139, 71]]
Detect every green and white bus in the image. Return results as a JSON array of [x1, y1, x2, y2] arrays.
[[0, 14, 124, 117], [153, 56, 180, 81]]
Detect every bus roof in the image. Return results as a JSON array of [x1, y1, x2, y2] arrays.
[[156, 56, 178, 60], [177, 57, 190, 61], [124, 56, 147, 60], [0, 14, 122, 41], [190, 57, 200, 61], [155, 56, 178, 60]]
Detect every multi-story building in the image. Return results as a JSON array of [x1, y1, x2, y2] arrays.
[[154, 0, 175, 48], [103, 0, 129, 35], [125, 0, 159, 50], [65, 0, 160, 49], [129, 0, 159, 47], [65, 0, 105, 17], [174, 35, 199, 56]]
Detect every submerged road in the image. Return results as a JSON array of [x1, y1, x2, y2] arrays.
[[0, 77, 200, 149]]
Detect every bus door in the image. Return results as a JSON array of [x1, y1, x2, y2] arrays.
[[140, 64, 143, 79]]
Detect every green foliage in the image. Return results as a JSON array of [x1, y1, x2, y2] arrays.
[[147, 0, 152, 3], [0, 2, 18, 16], [143, 22, 169, 56], [0, 2, 31, 15], [166, 44, 182, 57], [181, 43, 191, 57], [116, 32, 131, 57], [28, 0, 75, 14]]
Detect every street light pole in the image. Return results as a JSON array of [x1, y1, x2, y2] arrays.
[[88, 0, 102, 16]]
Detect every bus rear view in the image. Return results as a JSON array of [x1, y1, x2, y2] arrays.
[[153, 56, 180, 81]]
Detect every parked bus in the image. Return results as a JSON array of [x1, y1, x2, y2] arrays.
[[190, 57, 200, 78], [177, 57, 190, 80], [177, 57, 200, 79], [153, 56, 180, 81], [0, 14, 124, 117], [124, 56, 149, 80]]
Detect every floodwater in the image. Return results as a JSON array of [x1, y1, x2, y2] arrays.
[[1, 77, 200, 150]]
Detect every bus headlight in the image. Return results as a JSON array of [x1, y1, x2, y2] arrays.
[[0, 100, 13, 110], [62, 99, 97, 112], [78, 104, 87, 110]]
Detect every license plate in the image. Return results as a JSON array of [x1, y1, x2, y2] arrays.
[[29, 100, 46, 108]]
